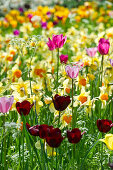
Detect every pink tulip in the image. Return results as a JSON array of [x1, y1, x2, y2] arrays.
[[52, 34, 67, 49], [0, 96, 14, 113], [98, 38, 110, 55], [109, 58, 113, 67], [65, 65, 80, 79], [86, 47, 97, 57], [47, 38, 55, 51], [59, 54, 68, 64]]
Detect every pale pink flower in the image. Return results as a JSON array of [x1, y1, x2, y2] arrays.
[[86, 47, 97, 57], [109, 58, 113, 67], [0, 96, 14, 113], [65, 65, 80, 79]]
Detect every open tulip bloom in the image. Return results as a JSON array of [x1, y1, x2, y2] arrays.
[[47, 34, 67, 50], [100, 134, 113, 150], [0, 96, 14, 113]]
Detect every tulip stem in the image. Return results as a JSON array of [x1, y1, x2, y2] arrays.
[[22, 124, 24, 169], [72, 144, 75, 167], [101, 55, 104, 86], [58, 111, 61, 127], [56, 48, 59, 93], [112, 91, 113, 133], [3, 114, 6, 169], [72, 79, 74, 128], [56, 148, 57, 169], [29, 55, 32, 95], [52, 51, 53, 64], [52, 148, 54, 170]]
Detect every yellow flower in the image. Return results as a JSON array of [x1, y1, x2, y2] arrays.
[[32, 81, 42, 95], [100, 134, 113, 150], [11, 78, 30, 97]]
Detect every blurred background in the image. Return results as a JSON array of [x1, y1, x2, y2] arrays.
[[0, 0, 112, 17]]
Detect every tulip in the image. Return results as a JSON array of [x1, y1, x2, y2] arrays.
[[98, 38, 110, 55], [65, 65, 80, 79], [26, 123, 39, 136], [97, 119, 113, 133], [46, 127, 64, 148], [52, 94, 71, 111], [16, 100, 34, 116], [38, 124, 53, 139], [52, 34, 67, 49], [100, 134, 113, 150], [47, 38, 55, 51], [13, 30, 20, 36], [86, 47, 97, 57], [67, 128, 85, 144], [59, 54, 68, 64], [41, 21, 47, 29], [18, 7, 24, 13], [0, 96, 14, 113], [0, 96, 14, 169]]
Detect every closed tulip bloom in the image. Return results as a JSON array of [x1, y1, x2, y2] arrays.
[[97, 119, 113, 133], [100, 134, 113, 150], [13, 29, 20, 36], [59, 54, 68, 64], [52, 34, 67, 49], [98, 38, 110, 55], [47, 38, 55, 51], [53, 94, 71, 111], [46, 127, 64, 148], [26, 123, 39, 136], [16, 100, 34, 116], [67, 128, 85, 144], [65, 65, 80, 79], [0, 96, 14, 113], [86, 47, 97, 57]]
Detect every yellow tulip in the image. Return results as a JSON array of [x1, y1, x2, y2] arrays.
[[100, 134, 113, 150]]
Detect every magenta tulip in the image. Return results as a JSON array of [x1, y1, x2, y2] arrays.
[[47, 38, 55, 51], [0, 96, 14, 113], [52, 34, 67, 49], [59, 54, 68, 64], [98, 38, 110, 55]]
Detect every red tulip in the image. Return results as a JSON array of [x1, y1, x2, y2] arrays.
[[97, 119, 113, 133], [67, 128, 85, 144], [53, 94, 71, 111], [46, 127, 64, 148], [26, 123, 39, 136], [38, 124, 53, 139], [16, 100, 34, 116]]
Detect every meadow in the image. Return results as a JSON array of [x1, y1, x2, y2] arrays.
[[1, 1, 113, 169]]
